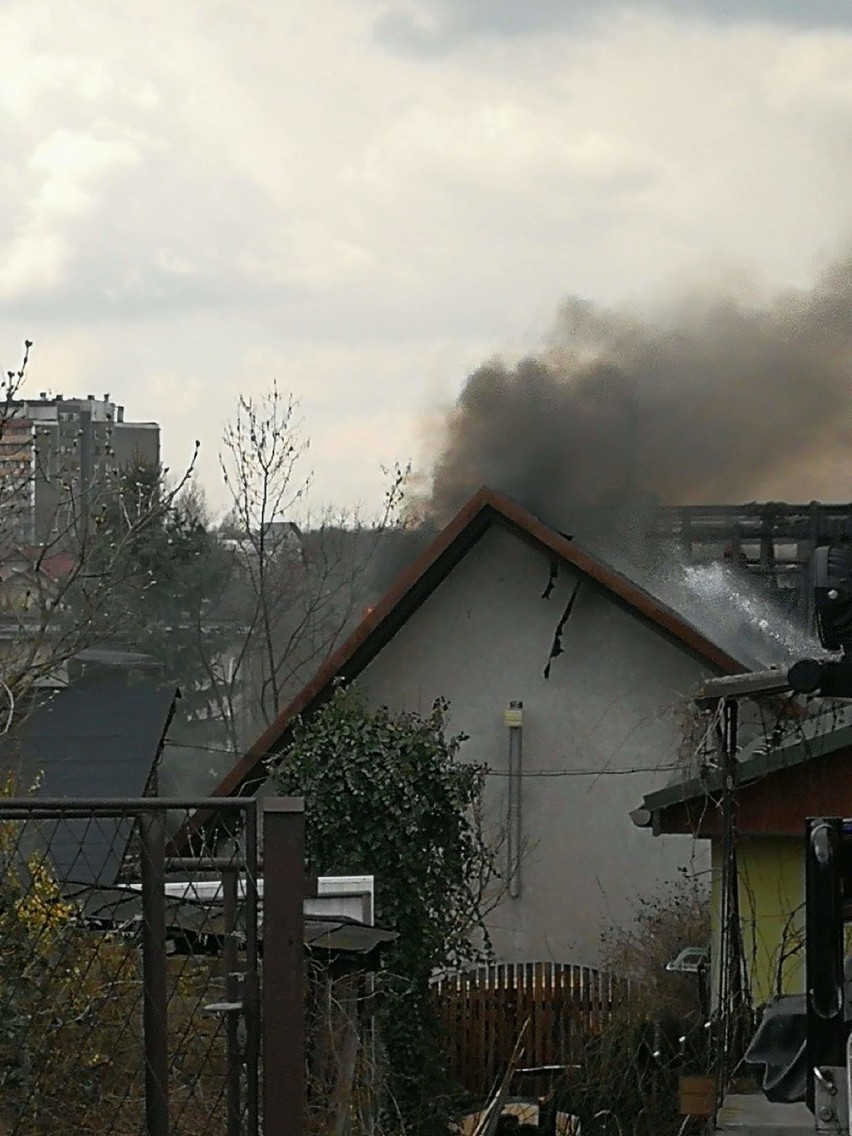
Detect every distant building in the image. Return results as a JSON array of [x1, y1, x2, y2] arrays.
[[0, 393, 159, 544]]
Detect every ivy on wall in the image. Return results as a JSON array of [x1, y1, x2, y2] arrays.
[[273, 686, 497, 1133]]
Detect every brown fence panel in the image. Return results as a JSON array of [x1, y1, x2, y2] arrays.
[[434, 962, 629, 1098]]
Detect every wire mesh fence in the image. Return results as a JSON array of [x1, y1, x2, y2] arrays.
[[0, 797, 260, 1136]]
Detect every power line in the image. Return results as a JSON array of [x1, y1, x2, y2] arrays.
[[484, 765, 681, 778], [162, 739, 680, 779]]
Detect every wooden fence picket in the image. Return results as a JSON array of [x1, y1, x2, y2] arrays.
[[433, 962, 626, 1098]]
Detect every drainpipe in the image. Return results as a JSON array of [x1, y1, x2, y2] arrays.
[[504, 700, 523, 899]]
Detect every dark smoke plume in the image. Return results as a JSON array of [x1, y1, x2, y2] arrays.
[[425, 259, 852, 533]]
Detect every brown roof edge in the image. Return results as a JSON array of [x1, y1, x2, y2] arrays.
[[489, 492, 744, 675], [174, 486, 747, 850], [219, 487, 501, 790], [172, 487, 502, 850]]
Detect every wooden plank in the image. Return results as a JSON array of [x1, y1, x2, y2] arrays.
[[523, 963, 533, 1068], [715, 1094, 812, 1134], [434, 963, 628, 1098]]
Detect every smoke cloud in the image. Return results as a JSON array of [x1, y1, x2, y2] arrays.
[[425, 258, 852, 532]]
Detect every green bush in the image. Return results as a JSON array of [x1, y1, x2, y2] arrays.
[[274, 686, 497, 1134]]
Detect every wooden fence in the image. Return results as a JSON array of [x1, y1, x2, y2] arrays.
[[434, 961, 629, 1098]]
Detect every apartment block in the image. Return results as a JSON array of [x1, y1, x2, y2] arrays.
[[0, 394, 160, 545]]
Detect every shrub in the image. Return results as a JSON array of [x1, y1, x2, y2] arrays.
[[273, 686, 497, 1134]]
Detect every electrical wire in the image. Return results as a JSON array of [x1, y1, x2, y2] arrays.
[[485, 766, 681, 778], [161, 739, 680, 778]]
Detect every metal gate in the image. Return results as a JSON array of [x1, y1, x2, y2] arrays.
[[0, 795, 305, 1136]]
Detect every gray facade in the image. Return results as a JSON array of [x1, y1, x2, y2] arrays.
[[357, 524, 711, 965], [0, 395, 159, 544]]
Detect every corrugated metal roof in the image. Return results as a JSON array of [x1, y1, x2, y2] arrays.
[[636, 715, 852, 821], [64, 881, 397, 956]]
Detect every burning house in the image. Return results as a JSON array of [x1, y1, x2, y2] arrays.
[[201, 486, 817, 967], [194, 261, 852, 970]]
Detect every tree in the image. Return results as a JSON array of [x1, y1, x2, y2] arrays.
[[0, 780, 241, 1135], [554, 877, 712, 1136], [77, 459, 235, 750], [0, 341, 199, 720], [207, 383, 406, 750], [599, 872, 710, 1019], [273, 686, 497, 1134], [0, 351, 408, 780], [0, 359, 408, 787]]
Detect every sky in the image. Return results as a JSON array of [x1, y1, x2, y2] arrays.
[[3, 0, 852, 518]]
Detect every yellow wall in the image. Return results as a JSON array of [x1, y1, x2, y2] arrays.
[[710, 836, 804, 1005]]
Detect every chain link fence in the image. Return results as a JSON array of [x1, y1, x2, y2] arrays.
[[0, 797, 262, 1136]]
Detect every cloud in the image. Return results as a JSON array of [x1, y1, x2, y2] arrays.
[[372, 0, 592, 53], [2, 1, 852, 516], [0, 127, 143, 303], [6, 1, 849, 332], [372, 0, 852, 56]]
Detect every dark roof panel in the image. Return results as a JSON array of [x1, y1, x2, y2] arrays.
[[0, 675, 178, 884], [66, 883, 397, 956]]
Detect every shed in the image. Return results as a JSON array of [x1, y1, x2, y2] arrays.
[[632, 711, 852, 1001]]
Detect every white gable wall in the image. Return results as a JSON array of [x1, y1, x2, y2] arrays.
[[358, 522, 711, 966]]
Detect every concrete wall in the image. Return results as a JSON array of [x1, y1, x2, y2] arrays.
[[30, 415, 160, 543], [358, 522, 712, 966], [112, 422, 160, 468]]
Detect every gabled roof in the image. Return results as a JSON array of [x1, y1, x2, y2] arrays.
[[201, 487, 748, 807]]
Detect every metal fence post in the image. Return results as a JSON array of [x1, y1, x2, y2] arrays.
[[222, 864, 242, 1136], [262, 797, 305, 1136], [139, 808, 170, 1136], [244, 802, 261, 1135]]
